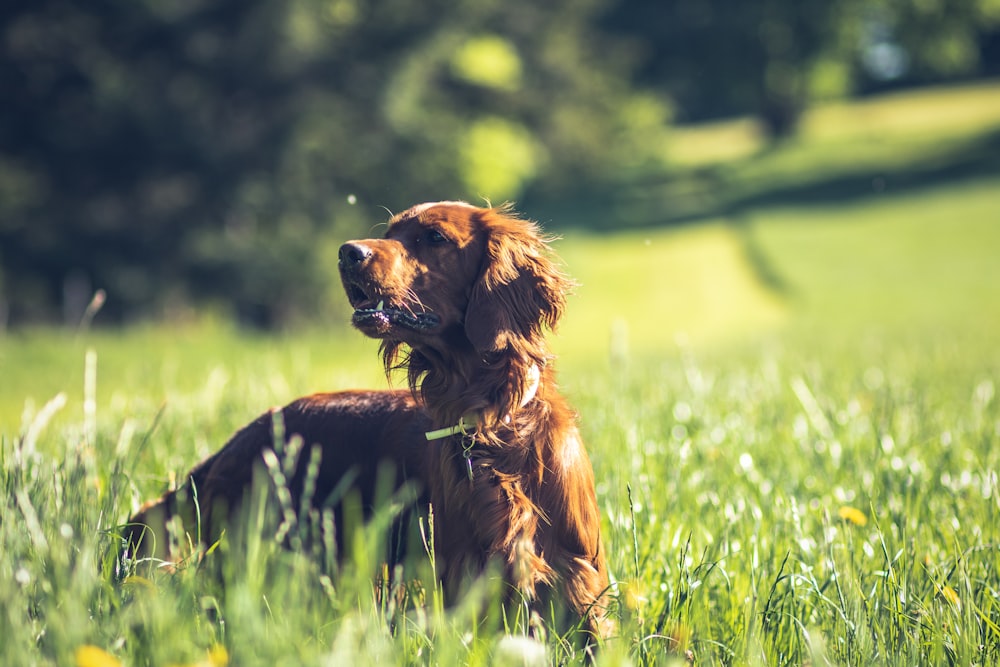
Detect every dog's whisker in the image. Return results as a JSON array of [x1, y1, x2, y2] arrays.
[[405, 291, 428, 315]]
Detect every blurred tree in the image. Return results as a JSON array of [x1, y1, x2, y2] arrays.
[[0, 0, 669, 327], [604, 0, 1000, 136], [0, 0, 324, 326], [604, 0, 855, 136], [861, 0, 1000, 85], [4, 0, 994, 328]]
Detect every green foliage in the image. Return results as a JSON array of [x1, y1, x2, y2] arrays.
[[881, 0, 1000, 77], [604, 0, 1000, 136], [0, 0, 669, 327], [450, 35, 524, 91], [459, 116, 543, 199]]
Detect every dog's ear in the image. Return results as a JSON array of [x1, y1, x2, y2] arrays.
[[464, 217, 572, 354]]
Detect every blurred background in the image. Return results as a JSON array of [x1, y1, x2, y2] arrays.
[[1, 0, 999, 332]]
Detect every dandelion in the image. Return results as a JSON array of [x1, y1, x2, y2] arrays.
[[206, 645, 229, 666], [837, 506, 868, 526], [75, 645, 121, 667]]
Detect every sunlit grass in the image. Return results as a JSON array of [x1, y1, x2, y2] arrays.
[[552, 173, 1000, 367], [803, 80, 1000, 142], [668, 79, 1000, 169], [668, 118, 763, 168], [554, 222, 787, 362], [746, 176, 1000, 337], [0, 322, 385, 436]]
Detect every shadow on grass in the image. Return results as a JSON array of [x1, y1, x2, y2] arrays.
[[532, 129, 1000, 232], [729, 129, 1000, 213]]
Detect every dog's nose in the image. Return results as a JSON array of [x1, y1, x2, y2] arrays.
[[338, 242, 373, 268]]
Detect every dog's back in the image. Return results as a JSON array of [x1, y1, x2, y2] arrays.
[[124, 389, 430, 563]]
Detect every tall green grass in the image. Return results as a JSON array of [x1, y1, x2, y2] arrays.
[[576, 340, 999, 665], [4, 318, 997, 665]]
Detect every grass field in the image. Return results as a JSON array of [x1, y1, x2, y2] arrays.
[[3, 82, 1000, 666]]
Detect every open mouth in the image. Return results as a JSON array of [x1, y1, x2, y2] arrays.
[[343, 283, 440, 333]]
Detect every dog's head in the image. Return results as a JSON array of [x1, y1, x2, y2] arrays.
[[339, 201, 572, 362]]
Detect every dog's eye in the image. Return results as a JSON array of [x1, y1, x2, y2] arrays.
[[425, 229, 449, 244]]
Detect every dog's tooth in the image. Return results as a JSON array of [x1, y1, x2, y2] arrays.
[[376, 300, 384, 311]]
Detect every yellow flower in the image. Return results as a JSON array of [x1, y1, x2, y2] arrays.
[[622, 580, 647, 612], [75, 645, 122, 667], [837, 506, 868, 526], [167, 645, 229, 667], [207, 645, 229, 667], [939, 585, 961, 607]]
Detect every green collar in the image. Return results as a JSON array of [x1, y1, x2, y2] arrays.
[[423, 364, 540, 441], [424, 412, 478, 441]]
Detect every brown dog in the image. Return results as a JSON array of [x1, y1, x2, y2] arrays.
[[124, 201, 611, 640]]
